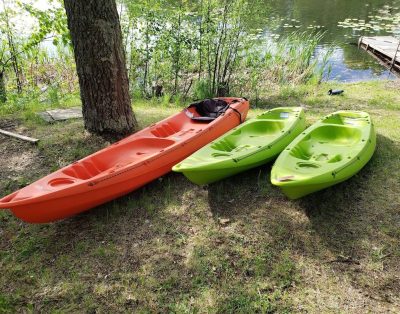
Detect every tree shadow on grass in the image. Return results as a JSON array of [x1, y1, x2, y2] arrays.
[[206, 164, 276, 218], [50, 171, 194, 239], [206, 133, 398, 255], [293, 133, 400, 301], [205, 133, 400, 306], [1, 172, 200, 311], [297, 133, 399, 257], [2, 130, 399, 311]]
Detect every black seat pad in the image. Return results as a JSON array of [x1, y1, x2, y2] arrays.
[[186, 99, 230, 122]]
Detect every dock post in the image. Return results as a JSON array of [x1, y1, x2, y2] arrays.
[[389, 39, 400, 72]]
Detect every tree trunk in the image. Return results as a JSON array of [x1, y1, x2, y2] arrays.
[[0, 71, 6, 103], [2, 0, 23, 94], [63, 0, 137, 138], [173, 10, 182, 95], [143, 19, 150, 96], [198, 0, 203, 79]]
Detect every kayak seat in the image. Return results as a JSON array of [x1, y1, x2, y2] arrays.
[[210, 120, 286, 154], [322, 112, 370, 127], [63, 159, 107, 180], [309, 125, 362, 146], [290, 125, 363, 168], [62, 138, 176, 180], [241, 120, 286, 136], [211, 138, 236, 152], [185, 98, 232, 122], [151, 121, 182, 138], [257, 109, 299, 120]]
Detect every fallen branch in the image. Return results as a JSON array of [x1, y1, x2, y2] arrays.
[[0, 128, 39, 144]]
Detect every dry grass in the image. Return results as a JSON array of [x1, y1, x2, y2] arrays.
[[0, 81, 399, 313]]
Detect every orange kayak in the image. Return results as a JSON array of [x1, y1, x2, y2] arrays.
[[0, 98, 249, 223]]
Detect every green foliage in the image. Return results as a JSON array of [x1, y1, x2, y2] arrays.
[[0, 0, 330, 109], [48, 84, 60, 107], [120, 0, 329, 100], [161, 93, 172, 106], [0, 88, 80, 123], [0, 294, 15, 313], [193, 79, 213, 100], [263, 32, 327, 84], [21, 0, 71, 47], [0, 0, 76, 107]]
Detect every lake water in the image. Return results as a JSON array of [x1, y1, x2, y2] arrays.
[[251, 0, 400, 82]]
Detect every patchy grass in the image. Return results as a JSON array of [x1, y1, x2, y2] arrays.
[[0, 81, 400, 312]]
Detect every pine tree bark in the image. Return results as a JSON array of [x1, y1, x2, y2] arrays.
[[63, 0, 137, 138]]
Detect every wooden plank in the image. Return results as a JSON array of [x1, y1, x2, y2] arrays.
[[390, 40, 400, 71], [37, 107, 82, 123], [37, 111, 54, 123], [365, 50, 400, 72], [0, 129, 39, 144], [359, 36, 400, 76], [360, 36, 400, 63], [47, 108, 82, 121], [362, 49, 400, 78]]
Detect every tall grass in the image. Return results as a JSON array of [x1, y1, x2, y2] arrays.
[[0, 88, 81, 122], [267, 32, 327, 84], [232, 32, 332, 102]]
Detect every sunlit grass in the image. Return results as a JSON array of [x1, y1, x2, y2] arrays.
[[0, 80, 399, 312]]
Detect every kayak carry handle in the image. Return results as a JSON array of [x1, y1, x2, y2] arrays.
[[276, 176, 295, 182], [0, 191, 19, 207]]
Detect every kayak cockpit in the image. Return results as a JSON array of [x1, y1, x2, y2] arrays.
[[62, 137, 176, 180], [0, 98, 250, 222], [322, 111, 371, 127], [272, 110, 376, 199], [174, 107, 305, 173], [193, 109, 303, 162]]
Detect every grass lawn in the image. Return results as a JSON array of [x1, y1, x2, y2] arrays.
[[0, 81, 399, 313]]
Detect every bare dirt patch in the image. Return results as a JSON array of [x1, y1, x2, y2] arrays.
[[0, 120, 47, 194]]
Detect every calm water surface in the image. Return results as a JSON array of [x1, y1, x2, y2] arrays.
[[252, 0, 400, 81]]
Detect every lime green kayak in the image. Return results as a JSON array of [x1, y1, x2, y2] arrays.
[[173, 107, 306, 185], [271, 111, 376, 199]]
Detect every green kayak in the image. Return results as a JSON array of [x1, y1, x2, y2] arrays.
[[271, 111, 376, 199], [173, 107, 306, 185]]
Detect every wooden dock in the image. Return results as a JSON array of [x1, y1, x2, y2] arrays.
[[358, 36, 400, 77]]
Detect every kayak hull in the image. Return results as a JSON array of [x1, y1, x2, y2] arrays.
[[173, 107, 306, 185], [271, 111, 376, 199], [0, 98, 249, 223], [8, 160, 176, 223], [179, 161, 267, 186]]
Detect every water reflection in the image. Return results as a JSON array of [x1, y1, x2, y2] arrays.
[[250, 0, 400, 81], [317, 45, 396, 81]]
